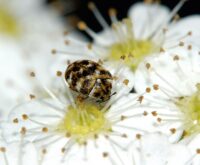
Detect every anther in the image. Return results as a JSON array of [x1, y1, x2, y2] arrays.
[[157, 117, 162, 122], [182, 130, 187, 138], [63, 30, 69, 36], [196, 83, 200, 90], [196, 149, 200, 154], [64, 40, 70, 45], [120, 55, 126, 60], [30, 71, 36, 77], [112, 76, 118, 80], [187, 31, 192, 36], [88, 2, 95, 10], [136, 134, 142, 139], [108, 8, 117, 16], [123, 79, 129, 86], [179, 41, 184, 47], [120, 115, 127, 121], [160, 47, 165, 53], [143, 111, 148, 116], [170, 128, 176, 134], [56, 71, 62, 77], [42, 148, 47, 155], [77, 21, 87, 30], [151, 111, 158, 116], [22, 114, 28, 120], [173, 55, 180, 61], [187, 45, 192, 50], [104, 135, 109, 139], [61, 148, 66, 153], [51, 49, 57, 55], [103, 152, 109, 158], [0, 147, 6, 152], [87, 43, 93, 50], [13, 118, 19, 123], [128, 53, 134, 58], [138, 96, 144, 103], [42, 127, 48, 133], [29, 94, 36, 100], [122, 134, 127, 138], [146, 87, 151, 93], [145, 63, 151, 70], [65, 132, 71, 138], [94, 134, 99, 139], [173, 14, 180, 21], [153, 84, 159, 90], [162, 28, 168, 34], [83, 141, 87, 146], [20, 127, 27, 135]]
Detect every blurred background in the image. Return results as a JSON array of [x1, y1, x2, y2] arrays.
[[46, 0, 200, 33]]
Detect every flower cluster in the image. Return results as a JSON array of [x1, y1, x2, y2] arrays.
[[1, 0, 200, 165]]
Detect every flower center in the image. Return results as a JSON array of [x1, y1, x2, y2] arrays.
[[0, 7, 20, 36], [107, 19, 157, 71], [57, 102, 111, 143], [109, 39, 155, 71], [176, 84, 200, 136]]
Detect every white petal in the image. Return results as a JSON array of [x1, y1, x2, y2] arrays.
[[128, 2, 170, 39], [134, 46, 200, 97], [167, 15, 200, 46], [129, 133, 191, 165]]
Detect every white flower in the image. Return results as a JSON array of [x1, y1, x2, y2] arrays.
[[52, 0, 198, 90], [1, 64, 156, 165], [129, 133, 200, 165], [132, 30, 200, 142]]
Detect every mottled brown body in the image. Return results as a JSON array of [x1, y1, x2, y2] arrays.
[[65, 60, 113, 102]]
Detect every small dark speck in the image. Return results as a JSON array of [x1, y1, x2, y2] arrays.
[[130, 87, 136, 93]]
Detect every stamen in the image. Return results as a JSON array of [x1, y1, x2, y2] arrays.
[[114, 124, 147, 133], [51, 49, 87, 57], [108, 8, 118, 23], [77, 21, 100, 40], [42, 86, 65, 107], [151, 67, 183, 95], [38, 100, 66, 115], [39, 148, 47, 165], [33, 134, 58, 145], [0, 147, 8, 165], [167, 0, 188, 23], [152, 0, 188, 40], [111, 112, 145, 124], [62, 77, 77, 108], [41, 136, 63, 149], [61, 139, 76, 162], [107, 138, 126, 165], [88, 2, 109, 29], [184, 148, 200, 165]]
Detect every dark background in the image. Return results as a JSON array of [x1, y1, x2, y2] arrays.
[[46, 0, 200, 32]]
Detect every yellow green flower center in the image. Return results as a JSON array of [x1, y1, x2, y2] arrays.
[[176, 84, 200, 136], [107, 19, 157, 71], [109, 39, 155, 71], [57, 102, 111, 143], [0, 7, 20, 36]]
